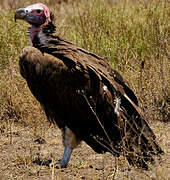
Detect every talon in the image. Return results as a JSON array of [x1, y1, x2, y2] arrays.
[[49, 161, 54, 168], [56, 163, 62, 169], [49, 161, 67, 169], [49, 146, 72, 169]]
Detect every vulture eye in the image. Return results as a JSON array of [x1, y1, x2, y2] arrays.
[[36, 9, 41, 14]]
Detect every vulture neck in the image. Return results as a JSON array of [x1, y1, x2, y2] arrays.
[[28, 22, 56, 47]]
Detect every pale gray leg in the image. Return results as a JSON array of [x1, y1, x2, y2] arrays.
[[50, 127, 81, 168], [59, 146, 73, 168]]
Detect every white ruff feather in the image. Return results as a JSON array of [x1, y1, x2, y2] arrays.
[[38, 30, 49, 45], [103, 85, 107, 91], [114, 97, 121, 116]]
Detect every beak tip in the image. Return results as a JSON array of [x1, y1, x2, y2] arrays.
[[14, 12, 18, 22], [14, 8, 26, 22]]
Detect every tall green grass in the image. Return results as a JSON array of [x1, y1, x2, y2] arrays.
[[56, 0, 170, 122], [0, 0, 169, 132]]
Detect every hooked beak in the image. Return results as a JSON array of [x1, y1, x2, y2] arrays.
[[14, 8, 27, 22]]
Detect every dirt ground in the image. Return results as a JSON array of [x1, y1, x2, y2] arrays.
[[0, 119, 169, 180]]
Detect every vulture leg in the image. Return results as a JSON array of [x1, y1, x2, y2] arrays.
[[54, 127, 81, 168], [59, 146, 73, 168]]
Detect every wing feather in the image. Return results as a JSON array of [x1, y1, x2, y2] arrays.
[[20, 36, 163, 170]]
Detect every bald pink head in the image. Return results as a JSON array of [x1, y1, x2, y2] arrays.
[[39, 3, 51, 23], [15, 3, 53, 42], [24, 3, 51, 23], [33, 3, 51, 23]]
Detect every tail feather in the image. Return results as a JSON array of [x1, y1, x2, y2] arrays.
[[118, 106, 163, 170], [125, 134, 163, 170]]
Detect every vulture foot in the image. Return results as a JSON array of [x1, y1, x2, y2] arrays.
[[50, 146, 73, 168]]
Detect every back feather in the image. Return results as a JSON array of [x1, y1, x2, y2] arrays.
[[19, 22, 163, 170]]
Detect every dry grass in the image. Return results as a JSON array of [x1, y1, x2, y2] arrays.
[[0, 0, 169, 179]]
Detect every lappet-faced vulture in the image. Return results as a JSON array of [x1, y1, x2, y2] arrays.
[[14, 3, 163, 169]]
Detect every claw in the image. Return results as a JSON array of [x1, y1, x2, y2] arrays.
[[49, 146, 73, 168], [49, 160, 66, 169]]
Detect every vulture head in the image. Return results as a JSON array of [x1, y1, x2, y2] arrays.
[[14, 3, 51, 25], [14, 3, 52, 42]]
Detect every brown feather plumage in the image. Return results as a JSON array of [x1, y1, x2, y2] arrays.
[[18, 12, 163, 170]]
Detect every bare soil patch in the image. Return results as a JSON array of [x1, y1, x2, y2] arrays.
[[0, 120, 169, 179]]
